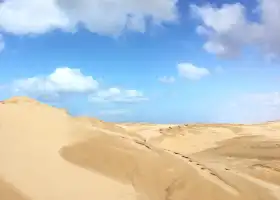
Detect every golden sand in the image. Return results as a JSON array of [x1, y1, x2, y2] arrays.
[[0, 96, 280, 200]]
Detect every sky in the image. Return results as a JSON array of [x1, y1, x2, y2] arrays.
[[0, 0, 280, 124]]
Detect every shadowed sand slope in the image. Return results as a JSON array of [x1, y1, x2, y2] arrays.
[[60, 134, 278, 200], [1, 97, 280, 200], [0, 97, 137, 200], [0, 178, 30, 200], [194, 136, 280, 188], [204, 136, 280, 160]]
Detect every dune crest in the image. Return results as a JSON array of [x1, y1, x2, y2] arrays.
[[0, 97, 280, 200]]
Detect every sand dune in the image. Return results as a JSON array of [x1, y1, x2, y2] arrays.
[[194, 136, 280, 188], [0, 178, 30, 200], [1, 96, 280, 200]]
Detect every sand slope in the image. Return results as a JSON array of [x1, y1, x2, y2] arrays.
[[0, 97, 137, 200], [1, 97, 280, 200], [0, 178, 30, 200]]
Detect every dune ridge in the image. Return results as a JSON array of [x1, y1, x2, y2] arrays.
[[0, 96, 280, 200]]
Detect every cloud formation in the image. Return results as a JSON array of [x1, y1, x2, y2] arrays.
[[191, 0, 280, 58], [0, 0, 178, 36], [12, 67, 99, 97], [177, 63, 210, 80], [10, 67, 148, 104], [89, 87, 148, 103]]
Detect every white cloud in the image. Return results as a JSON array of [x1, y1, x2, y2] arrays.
[[217, 92, 280, 123], [12, 67, 98, 97], [0, 0, 70, 34], [191, 0, 280, 58], [177, 63, 210, 80], [99, 109, 129, 116], [89, 87, 148, 103], [9, 67, 147, 104], [158, 76, 175, 83], [0, 0, 178, 36]]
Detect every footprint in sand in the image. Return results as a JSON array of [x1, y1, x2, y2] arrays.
[[181, 155, 189, 159], [210, 172, 216, 176]]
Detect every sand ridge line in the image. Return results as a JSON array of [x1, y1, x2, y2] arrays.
[[163, 149, 240, 196], [61, 134, 250, 200], [224, 168, 280, 200], [0, 101, 138, 200], [252, 164, 280, 173]]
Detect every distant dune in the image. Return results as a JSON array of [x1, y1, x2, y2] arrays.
[[0, 96, 280, 200]]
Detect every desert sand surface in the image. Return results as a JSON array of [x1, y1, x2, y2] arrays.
[[1, 96, 280, 200], [0, 178, 30, 200]]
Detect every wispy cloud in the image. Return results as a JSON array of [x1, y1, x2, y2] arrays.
[[89, 87, 148, 104], [177, 63, 210, 80]]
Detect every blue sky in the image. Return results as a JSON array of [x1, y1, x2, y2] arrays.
[[0, 0, 280, 123]]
